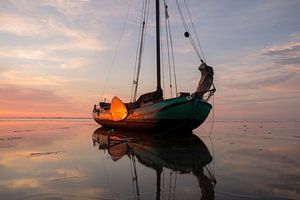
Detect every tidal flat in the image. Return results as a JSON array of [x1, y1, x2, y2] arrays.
[[0, 119, 299, 200]]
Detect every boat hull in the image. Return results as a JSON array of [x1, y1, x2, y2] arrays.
[[93, 96, 212, 131]]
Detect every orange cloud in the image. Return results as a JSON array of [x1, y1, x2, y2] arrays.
[[5, 178, 41, 189]]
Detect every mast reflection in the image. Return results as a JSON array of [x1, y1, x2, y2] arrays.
[[92, 127, 216, 200]]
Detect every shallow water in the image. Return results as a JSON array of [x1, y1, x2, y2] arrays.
[[0, 119, 299, 200]]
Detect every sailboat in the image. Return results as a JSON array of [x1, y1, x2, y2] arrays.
[[92, 127, 216, 199], [93, 0, 215, 131]]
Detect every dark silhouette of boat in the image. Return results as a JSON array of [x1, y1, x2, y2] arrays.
[[92, 127, 216, 199]]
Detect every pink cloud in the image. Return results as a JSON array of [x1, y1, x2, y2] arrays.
[[0, 84, 89, 117]]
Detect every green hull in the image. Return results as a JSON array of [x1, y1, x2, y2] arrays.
[[93, 96, 212, 131]]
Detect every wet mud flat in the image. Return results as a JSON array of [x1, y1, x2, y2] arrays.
[[0, 119, 299, 200]]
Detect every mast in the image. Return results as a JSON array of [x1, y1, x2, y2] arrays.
[[156, 0, 163, 98], [156, 167, 162, 200]]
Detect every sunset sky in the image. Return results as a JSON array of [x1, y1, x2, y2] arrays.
[[0, 0, 299, 120]]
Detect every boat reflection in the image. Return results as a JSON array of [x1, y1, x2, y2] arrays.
[[92, 127, 216, 200]]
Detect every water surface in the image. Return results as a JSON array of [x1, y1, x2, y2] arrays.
[[0, 119, 299, 199]]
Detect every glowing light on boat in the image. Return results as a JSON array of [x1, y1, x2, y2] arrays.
[[110, 96, 128, 121]]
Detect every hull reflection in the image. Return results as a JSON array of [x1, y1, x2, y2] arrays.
[[92, 127, 216, 200]]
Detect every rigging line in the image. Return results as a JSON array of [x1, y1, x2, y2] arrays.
[[129, 155, 136, 199], [175, 0, 188, 31], [166, 11, 178, 96], [175, 0, 202, 61], [183, 0, 206, 61], [209, 94, 215, 137], [207, 96, 216, 184], [164, 0, 178, 96], [168, 171, 173, 200], [132, 155, 141, 199], [160, 1, 166, 99], [189, 36, 202, 60], [161, 48, 166, 99], [133, 0, 150, 102], [162, 169, 165, 200], [129, 154, 138, 200], [131, 0, 147, 102], [101, 0, 133, 100], [205, 165, 215, 185], [164, 1, 173, 97], [186, 28, 202, 60], [161, 34, 166, 99], [131, 0, 149, 102], [172, 172, 177, 200], [99, 145, 116, 199], [133, 20, 145, 102], [201, 131, 216, 185], [208, 135, 216, 184], [159, 0, 166, 99]]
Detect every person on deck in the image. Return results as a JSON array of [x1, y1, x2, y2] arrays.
[[196, 59, 214, 97]]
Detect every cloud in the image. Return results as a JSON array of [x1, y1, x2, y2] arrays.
[[59, 58, 91, 69], [8, 0, 90, 22], [0, 84, 91, 117], [211, 33, 300, 120], [227, 72, 296, 90], [290, 33, 300, 39], [0, 13, 46, 37], [56, 168, 85, 179], [40, 0, 90, 21], [0, 49, 56, 61], [5, 179, 41, 189], [262, 41, 300, 66], [0, 85, 66, 104], [264, 41, 300, 56], [47, 30, 106, 52], [9, 0, 134, 23], [0, 64, 9, 73], [218, 34, 300, 90], [217, 94, 300, 105], [2, 71, 69, 86], [0, 12, 106, 52]]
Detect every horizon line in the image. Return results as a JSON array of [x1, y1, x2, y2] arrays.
[[0, 117, 299, 122], [0, 116, 92, 119]]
